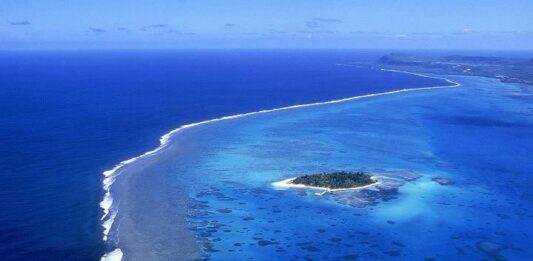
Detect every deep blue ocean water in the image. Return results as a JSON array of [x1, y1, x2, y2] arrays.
[[0, 50, 449, 260]]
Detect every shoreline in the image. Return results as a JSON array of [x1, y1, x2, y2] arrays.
[[99, 69, 461, 260], [272, 177, 381, 194]]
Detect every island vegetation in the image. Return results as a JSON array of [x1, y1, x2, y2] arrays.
[[290, 171, 376, 189]]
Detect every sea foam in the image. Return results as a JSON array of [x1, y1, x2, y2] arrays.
[[99, 68, 460, 260], [101, 248, 123, 261]]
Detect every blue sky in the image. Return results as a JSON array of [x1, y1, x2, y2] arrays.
[[1, 0, 532, 50]]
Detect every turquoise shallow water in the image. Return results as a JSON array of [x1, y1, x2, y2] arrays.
[[115, 75, 533, 260]]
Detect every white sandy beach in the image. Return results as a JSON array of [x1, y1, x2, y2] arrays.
[[272, 176, 381, 194]]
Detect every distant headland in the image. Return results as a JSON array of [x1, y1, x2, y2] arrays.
[[356, 53, 533, 86]]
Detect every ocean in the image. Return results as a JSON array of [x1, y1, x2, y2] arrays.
[[160, 75, 533, 260], [0, 50, 450, 260]]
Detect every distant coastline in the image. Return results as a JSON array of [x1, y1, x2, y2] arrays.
[[360, 53, 533, 86]]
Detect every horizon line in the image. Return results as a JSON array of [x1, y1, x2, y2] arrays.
[[1, 47, 533, 52]]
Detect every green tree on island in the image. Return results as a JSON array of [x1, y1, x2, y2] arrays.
[[291, 171, 375, 189]]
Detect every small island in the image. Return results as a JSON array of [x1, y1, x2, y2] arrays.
[[273, 171, 378, 192]]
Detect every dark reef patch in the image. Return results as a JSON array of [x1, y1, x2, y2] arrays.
[[432, 177, 455, 185], [435, 115, 528, 128]]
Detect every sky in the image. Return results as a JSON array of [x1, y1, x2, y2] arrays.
[[1, 0, 533, 50]]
